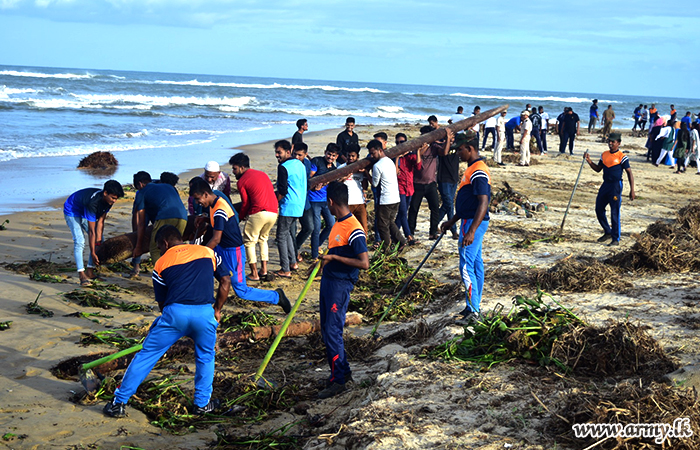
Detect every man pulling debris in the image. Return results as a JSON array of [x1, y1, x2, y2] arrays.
[[104, 225, 231, 417], [439, 130, 491, 324], [585, 132, 635, 246]]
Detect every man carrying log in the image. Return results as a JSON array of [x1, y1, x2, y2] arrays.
[[317, 181, 369, 399], [104, 225, 230, 417], [585, 132, 635, 247], [439, 130, 491, 324], [189, 177, 291, 312]]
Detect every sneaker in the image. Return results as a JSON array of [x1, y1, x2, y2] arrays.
[[318, 382, 346, 399], [609, 240, 620, 247], [103, 399, 127, 418], [275, 288, 292, 314], [597, 233, 611, 243], [193, 398, 221, 415], [456, 312, 479, 326]]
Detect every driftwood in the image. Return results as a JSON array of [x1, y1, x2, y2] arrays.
[[309, 104, 509, 189], [63, 313, 363, 376], [95, 216, 201, 264]]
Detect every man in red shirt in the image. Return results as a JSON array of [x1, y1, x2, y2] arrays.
[[229, 153, 279, 281]]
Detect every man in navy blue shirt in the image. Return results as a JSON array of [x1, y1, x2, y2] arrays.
[[131, 171, 188, 269], [504, 116, 521, 151], [559, 108, 580, 155], [64, 180, 124, 285]]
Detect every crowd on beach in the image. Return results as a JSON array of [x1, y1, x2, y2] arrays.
[[63, 101, 694, 417]]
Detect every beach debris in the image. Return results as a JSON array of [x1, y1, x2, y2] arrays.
[[353, 247, 443, 322], [29, 271, 65, 283], [489, 182, 545, 217], [80, 329, 142, 349], [4, 258, 74, 275], [25, 291, 54, 317], [63, 311, 113, 324], [551, 380, 699, 449], [607, 202, 700, 273], [551, 320, 677, 380], [0, 219, 8, 230], [532, 255, 632, 293], [63, 288, 150, 312], [0, 320, 12, 330], [77, 151, 118, 170], [430, 290, 585, 369]]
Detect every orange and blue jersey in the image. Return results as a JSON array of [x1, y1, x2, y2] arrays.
[[152, 244, 228, 307], [599, 150, 630, 184], [209, 196, 242, 248], [455, 157, 491, 221], [324, 213, 367, 282]]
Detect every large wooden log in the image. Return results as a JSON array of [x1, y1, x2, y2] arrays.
[[309, 104, 509, 189]]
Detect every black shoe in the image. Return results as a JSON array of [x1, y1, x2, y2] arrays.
[[609, 240, 620, 247], [193, 398, 221, 415], [318, 382, 346, 399], [275, 288, 292, 314], [456, 312, 479, 326], [103, 399, 127, 418], [597, 233, 611, 243], [497, 162, 506, 166]]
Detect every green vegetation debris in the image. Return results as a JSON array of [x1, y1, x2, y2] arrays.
[[80, 329, 142, 349], [219, 310, 278, 333], [29, 271, 65, 283], [26, 291, 54, 318], [0, 219, 9, 230], [430, 289, 585, 369], [64, 289, 150, 312], [0, 321, 11, 331]]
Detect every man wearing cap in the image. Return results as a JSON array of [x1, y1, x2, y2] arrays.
[[584, 132, 635, 246], [518, 110, 532, 166], [559, 107, 580, 155], [200, 161, 231, 199], [439, 130, 490, 324]]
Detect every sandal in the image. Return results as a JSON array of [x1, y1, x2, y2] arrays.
[[80, 279, 92, 286], [248, 273, 261, 281], [275, 271, 292, 278]]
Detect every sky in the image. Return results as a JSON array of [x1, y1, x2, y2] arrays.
[[0, 0, 698, 99]]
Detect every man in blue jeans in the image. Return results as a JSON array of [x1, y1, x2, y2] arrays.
[[437, 130, 460, 240], [309, 144, 339, 258], [63, 180, 124, 286], [275, 140, 307, 277], [103, 225, 231, 418], [440, 130, 490, 324]]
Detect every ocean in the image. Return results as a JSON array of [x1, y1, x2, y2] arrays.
[[1, 64, 698, 215]]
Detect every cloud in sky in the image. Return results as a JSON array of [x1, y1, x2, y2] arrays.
[[0, 0, 698, 98]]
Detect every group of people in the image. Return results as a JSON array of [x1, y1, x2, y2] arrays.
[[643, 109, 700, 174], [65, 102, 647, 417]]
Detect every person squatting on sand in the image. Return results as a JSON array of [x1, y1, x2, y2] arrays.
[[316, 181, 369, 399], [189, 177, 291, 313], [439, 130, 491, 325], [229, 152, 279, 281], [63, 180, 124, 286], [131, 171, 188, 275], [585, 132, 635, 247], [103, 225, 231, 418], [275, 139, 307, 278]]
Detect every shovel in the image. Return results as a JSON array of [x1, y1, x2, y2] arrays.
[[79, 343, 143, 392]]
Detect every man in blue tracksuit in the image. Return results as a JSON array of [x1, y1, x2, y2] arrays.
[[585, 132, 636, 246], [104, 225, 230, 417], [317, 181, 369, 399], [189, 178, 291, 313], [440, 130, 490, 324]]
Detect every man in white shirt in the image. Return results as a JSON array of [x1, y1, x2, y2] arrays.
[[368, 139, 406, 251], [448, 106, 465, 127], [494, 110, 508, 166], [538, 106, 549, 154], [482, 114, 497, 150], [471, 106, 481, 143], [338, 144, 368, 233], [519, 110, 533, 166]]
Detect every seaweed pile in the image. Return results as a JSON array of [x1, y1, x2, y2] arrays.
[[533, 256, 632, 293], [352, 248, 443, 322], [77, 151, 118, 170]]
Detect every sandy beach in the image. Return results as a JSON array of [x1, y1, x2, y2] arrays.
[[2, 121, 700, 450]]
